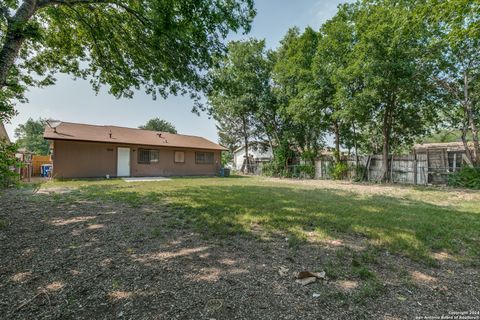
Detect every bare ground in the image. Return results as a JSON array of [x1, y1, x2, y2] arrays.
[[0, 186, 479, 320]]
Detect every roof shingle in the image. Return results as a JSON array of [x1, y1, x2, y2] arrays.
[[43, 122, 227, 151]]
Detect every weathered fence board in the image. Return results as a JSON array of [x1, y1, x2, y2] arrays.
[[315, 152, 446, 185]]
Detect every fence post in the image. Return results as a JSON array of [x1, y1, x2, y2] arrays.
[[390, 154, 394, 183], [426, 150, 430, 184], [319, 159, 322, 179], [413, 152, 417, 185]]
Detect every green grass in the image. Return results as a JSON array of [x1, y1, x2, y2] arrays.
[[39, 176, 480, 264]]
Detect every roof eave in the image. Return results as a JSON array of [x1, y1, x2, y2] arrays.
[[44, 136, 227, 151]]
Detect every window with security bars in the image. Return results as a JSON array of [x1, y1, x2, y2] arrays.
[[138, 149, 159, 164], [195, 152, 214, 164], [174, 151, 185, 163]]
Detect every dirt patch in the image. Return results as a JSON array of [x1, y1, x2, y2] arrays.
[[0, 187, 478, 319]]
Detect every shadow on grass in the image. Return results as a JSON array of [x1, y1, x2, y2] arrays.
[[2, 183, 480, 319], [65, 182, 480, 264]]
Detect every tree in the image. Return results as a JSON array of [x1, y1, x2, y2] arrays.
[[312, 4, 357, 163], [207, 39, 273, 173], [0, 0, 255, 122], [215, 115, 244, 153], [422, 0, 480, 165], [139, 118, 176, 134], [0, 139, 21, 188], [14, 118, 50, 154], [343, 0, 439, 181], [272, 27, 325, 165]]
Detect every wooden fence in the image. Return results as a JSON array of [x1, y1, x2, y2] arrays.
[[31, 155, 52, 176], [315, 152, 455, 185]]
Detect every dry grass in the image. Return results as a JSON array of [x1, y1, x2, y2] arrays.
[[0, 176, 478, 319]]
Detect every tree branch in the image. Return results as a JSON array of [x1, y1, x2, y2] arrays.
[[0, 3, 11, 21], [38, 0, 111, 8], [38, 0, 150, 27]]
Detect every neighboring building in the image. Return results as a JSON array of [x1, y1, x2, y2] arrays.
[[414, 141, 468, 170], [413, 142, 469, 184], [233, 143, 273, 171], [0, 122, 10, 143], [43, 122, 226, 178]]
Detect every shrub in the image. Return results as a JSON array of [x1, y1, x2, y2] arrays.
[[261, 161, 276, 177], [0, 140, 21, 188], [262, 161, 289, 178], [352, 164, 367, 182], [294, 164, 315, 179], [328, 162, 348, 180], [448, 167, 480, 189]]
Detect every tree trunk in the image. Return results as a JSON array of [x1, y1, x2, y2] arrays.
[[381, 107, 391, 182], [352, 121, 359, 169], [259, 118, 275, 161], [333, 120, 340, 163], [267, 136, 275, 161], [461, 119, 474, 167], [242, 116, 249, 174], [463, 71, 480, 166], [0, 0, 39, 90]]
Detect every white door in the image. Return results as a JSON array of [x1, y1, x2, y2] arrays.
[[117, 147, 130, 177]]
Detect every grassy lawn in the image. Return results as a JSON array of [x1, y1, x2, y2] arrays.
[[41, 176, 480, 265], [2, 176, 479, 319]]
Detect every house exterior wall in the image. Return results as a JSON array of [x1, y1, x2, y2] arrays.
[[52, 140, 221, 178], [233, 146, 273, 171]]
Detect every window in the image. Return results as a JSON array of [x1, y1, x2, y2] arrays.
[[138, 149, 159, 164], [448, 152, 462, 172], [195, 152, 214, 164], [174, 151, 185, 163]]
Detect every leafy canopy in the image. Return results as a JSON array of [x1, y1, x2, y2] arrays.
[[208, 39, 273, 148], [0, 0, 255, 121], [14, 117, 50, 155], [138, 118, 177, 134]]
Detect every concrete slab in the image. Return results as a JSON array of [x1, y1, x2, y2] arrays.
[[122, 177, 172, 182]]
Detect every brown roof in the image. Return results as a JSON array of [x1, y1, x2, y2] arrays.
[[0, 122, 10, 143], [43, 121, 227, 151]]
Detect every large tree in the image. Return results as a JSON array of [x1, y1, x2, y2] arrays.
[[207, 39, 272, 173], [312, 4, 357, 163], [422, 0, 480, 165], [272, 27, 325, 165], [344, 0, 439, 181], [139, 117, 176, 133], [14, 117, 50, 154], [0, 0, 255, 122]]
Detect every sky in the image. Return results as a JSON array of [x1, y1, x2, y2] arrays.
[[4, 0, 351, 143]]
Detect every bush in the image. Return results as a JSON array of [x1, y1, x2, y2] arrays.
[[448, 167, 480, 189], [261, 161, 276, 177], [262, 161, 289, 178], [0, 140, 21, 188], [352, 164, 367, 182], [263, 162, 315, 179], [293, 164, 315, 179], [328, 162, 348, 180]]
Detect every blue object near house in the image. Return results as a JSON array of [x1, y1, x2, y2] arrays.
[[41, 164, 53, 177], [219, 167, 230, 177]]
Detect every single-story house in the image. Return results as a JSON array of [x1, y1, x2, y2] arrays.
[[233, 143, 273, 171], [43, 121, 227, 178], [0, 122, 10, 142]]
